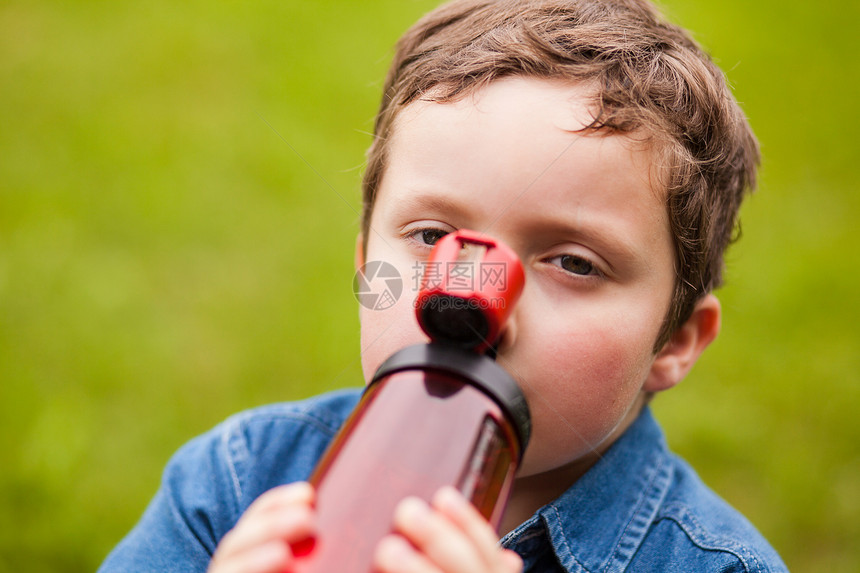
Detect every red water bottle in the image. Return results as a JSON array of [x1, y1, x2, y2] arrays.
[[291, 230, 529, 571]]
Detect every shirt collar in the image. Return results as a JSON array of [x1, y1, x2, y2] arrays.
[[501, 406, 673, 572]]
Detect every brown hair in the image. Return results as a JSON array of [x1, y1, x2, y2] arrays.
[[361, 0, 759, 350]]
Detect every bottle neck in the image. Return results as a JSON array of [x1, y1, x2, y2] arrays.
[[369, 342, 531, 457]]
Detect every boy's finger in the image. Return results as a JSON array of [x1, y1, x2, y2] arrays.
[[373, 534, 442, 573], [392, 497, 488, 572], [208, 540, 291, 573], [215, 504, 315, 561], [241, 482, 315, 519], [431, 487, 503, 564]]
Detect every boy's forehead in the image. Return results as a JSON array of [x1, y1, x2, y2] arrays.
[[388, 77, 665, 200], [397, 77, 598, 133]]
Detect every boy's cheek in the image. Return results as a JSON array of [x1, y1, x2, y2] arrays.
[[358, 301, 429, 384], [506, 328, 654, 473]]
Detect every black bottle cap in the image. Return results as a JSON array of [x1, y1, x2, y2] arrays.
[[370, 343, 531, 455], [418, 295, 490, 350]]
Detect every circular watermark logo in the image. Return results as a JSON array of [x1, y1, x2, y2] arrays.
[[353, 261, 403, 310]]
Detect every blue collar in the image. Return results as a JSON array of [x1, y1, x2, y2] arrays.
[[501, 407, 673, 571]]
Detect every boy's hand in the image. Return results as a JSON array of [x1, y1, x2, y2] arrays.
[[373, 487, 523, 573], [207, 482, 316, 573]]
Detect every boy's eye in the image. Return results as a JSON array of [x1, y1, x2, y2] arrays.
[[552, 254, 597, 276], [416, 228, 449, 246]]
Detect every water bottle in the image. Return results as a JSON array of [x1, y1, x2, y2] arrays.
[[291, 229, 530, 571]]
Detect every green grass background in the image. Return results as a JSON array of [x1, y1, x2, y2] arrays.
[[1, 1, 858, 571]]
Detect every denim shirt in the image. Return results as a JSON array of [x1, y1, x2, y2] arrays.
[[99, 389, 787, 572]]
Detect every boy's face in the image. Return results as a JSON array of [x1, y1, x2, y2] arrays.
[[358, 77, 677, 478]]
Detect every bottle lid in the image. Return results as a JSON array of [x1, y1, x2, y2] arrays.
[[370, 343, 531, 455], [414, 230, 525, 354]]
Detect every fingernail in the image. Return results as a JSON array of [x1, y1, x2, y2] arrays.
[[434, 486, 467, 509], [398, 496, 430, 523]]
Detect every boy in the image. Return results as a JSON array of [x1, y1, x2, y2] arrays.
[[100, 0, 788, 571]]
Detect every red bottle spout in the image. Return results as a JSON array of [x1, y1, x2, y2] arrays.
[[415, 230, 525, 354]]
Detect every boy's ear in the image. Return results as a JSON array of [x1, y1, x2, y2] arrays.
[[354, 233, 365, 270], [644, 294, 721, 393]]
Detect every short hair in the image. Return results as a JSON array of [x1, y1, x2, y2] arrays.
[[361, 0, 759, 350]]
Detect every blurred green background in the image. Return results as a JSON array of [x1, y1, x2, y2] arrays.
[[1, 0, 857, 571]]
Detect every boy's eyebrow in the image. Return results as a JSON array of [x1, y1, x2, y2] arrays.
[[389, 192, 469, 222]]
